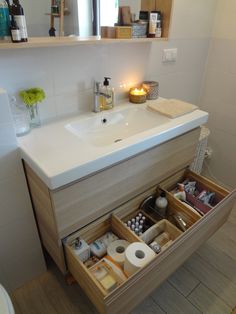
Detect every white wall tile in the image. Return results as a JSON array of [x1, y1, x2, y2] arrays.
[[199, 0, 236, 187], [0, 170, 33, 227], [0, 89, 13, 124], [0, 215, 46, 291]]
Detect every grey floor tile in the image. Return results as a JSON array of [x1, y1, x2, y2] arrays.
[[196, 243, 236, 284], [151, 281, 201, 314], [207, 230, 236, 261], [188, 283, 231, 314], [131, 297, 166, 314], [184, 253, 236, 308], [168, 266, 200, 297]]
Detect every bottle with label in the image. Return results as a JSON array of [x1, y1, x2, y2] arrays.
[[11, 0, 28, 42], [148, 12, 158, 38], [10, 15, 21, 42], [99, 77, 114, 110], [155, 20, 162, 38], [0, 0, 10, 40]]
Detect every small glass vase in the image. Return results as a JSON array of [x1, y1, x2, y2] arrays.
[[28, 103, 40, 128], [10, 96, 30, 137]]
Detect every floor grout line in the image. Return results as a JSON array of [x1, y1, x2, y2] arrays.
[[167, 280, 203, 313], [186, 281, 201, 298]]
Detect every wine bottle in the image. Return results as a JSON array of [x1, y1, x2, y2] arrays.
[[0, 0, 10, 40], [12, 0, 27, 42], [10, 15, 21, 42]]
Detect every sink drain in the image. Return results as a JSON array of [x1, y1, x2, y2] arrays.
[[114, 138, 122, 143]]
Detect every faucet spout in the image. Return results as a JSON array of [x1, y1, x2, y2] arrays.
[[93, 81, 101, 113]]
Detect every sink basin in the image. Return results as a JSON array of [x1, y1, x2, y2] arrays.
[[65, 106, 169, 146], [18, 99, 208, 189]]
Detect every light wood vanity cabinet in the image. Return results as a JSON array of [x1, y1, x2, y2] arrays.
[[24, 127, 236, 314]]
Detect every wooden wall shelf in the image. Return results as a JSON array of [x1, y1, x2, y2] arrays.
[[0, 36, 168, 50]]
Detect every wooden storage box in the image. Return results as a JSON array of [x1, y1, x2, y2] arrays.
[[63, 176, 236, 314], [160, 169, 228, 216], [115, 26, 132, 39]]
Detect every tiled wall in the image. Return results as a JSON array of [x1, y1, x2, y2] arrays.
[[200, 0, 236, 188], [0, 0, 218, 291], [0, 90, 46, 291]]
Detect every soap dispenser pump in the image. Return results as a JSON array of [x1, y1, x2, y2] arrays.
[[100, 77, 114, 110]]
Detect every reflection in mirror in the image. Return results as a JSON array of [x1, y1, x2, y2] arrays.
[[9, 0, 144, 38], [0, 0, 171, 41]]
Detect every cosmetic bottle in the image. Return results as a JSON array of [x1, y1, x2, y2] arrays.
[[10, 15, 21, 42], [0, 0, 10, 40], [100, 77, 114, 110], [11, 0, 28, 42]]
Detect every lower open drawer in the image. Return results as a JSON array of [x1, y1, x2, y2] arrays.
[[64, 171, 236, 314]]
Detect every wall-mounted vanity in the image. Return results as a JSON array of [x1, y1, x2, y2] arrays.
[[18, 100, 236, 314]]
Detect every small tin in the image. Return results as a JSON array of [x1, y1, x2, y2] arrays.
[[142, 81, 159, 100]]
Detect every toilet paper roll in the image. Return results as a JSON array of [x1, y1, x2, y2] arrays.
[[107, 240, 130, 266], [124, 242, 156, 276]]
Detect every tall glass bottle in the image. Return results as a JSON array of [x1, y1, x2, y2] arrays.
[[0, 0, 10, 40], [11, 0, 28, 42]]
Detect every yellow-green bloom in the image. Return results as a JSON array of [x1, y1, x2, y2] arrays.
[[19, 88, 46, 107]]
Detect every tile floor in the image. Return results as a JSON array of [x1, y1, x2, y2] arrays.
[[11, 204, 236, 314]]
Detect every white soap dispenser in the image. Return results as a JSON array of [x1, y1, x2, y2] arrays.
[[155, 191, 168, 217], [100, 77, 114, 110]]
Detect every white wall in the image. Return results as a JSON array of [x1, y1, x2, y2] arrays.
[[0, 0, 219, 290], [145, 0, 217, 104], [200, 0, 236, 188], [0, 90, 46, 292]]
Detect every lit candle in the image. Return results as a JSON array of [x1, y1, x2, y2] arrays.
[[129, 87, 147, 104], [130, 88, 147, 96]]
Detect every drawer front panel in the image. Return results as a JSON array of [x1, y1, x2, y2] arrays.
[[53, 128, 200, 238], [104, 191, 236, 314], [64, 172, 236, 314]]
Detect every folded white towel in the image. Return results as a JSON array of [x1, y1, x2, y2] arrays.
[[147, 99, 198, 118]]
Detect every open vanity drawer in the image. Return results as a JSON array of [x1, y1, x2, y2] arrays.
[[64, 170, 236, 314]]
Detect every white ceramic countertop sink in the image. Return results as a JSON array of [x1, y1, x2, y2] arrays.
[[18, 99, 208, 190], [65, 106, 169, 147]]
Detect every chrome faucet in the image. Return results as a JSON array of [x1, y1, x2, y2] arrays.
[[93, 81, 101, 113], [93, 80, 113, 113]]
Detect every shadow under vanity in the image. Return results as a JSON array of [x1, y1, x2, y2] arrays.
[[22, 125, 236, 314]]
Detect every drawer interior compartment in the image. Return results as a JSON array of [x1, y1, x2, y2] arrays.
[[160, 169, 231, 216], [116, 189, 201, 235], [64, 174, 236, 314]]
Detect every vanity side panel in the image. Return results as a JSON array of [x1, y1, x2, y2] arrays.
[[52, 128, 200, 238], [24, 162, 67, 273]]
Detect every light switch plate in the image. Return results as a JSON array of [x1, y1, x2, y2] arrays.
[[162, 48, 178, 62]]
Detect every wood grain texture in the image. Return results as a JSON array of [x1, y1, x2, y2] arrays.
[[52, 129, 200, 238], [196, 243, 236, 285], [141, 0, 173, 38], [104, 188, 236, 314], [0, 37, 168, 50], [168, 265, 199, 297], [188, 283, 232, 314], [185, 253, 236, 308], [155, 0, 173, 38], [64, 178, 236, 313], [152, 281, 201, 314], [11, 221, 236, 314], [23, 162, 66, 273]]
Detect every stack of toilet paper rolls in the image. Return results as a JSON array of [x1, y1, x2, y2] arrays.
[[107, 240, 156, 277]]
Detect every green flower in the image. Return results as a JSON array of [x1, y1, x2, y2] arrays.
[[19, 88, 46, 107]]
